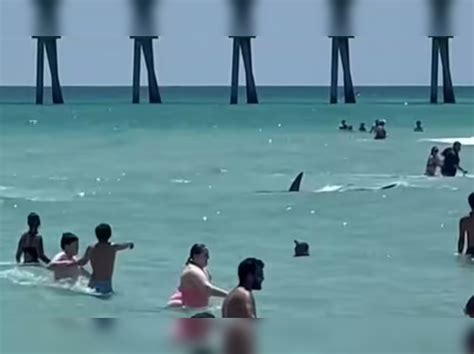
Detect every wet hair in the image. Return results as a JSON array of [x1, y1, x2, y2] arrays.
[[95, 223, 112, 243], [430, 146, 439, 155], [416, 120, 421, 125], [186, 244, 207, 265], [191, 312, 215, 319], [464, 296, 474, 317], [61, 232, 78, 250], [454, 141, 461, 148], [27, 212, 41, 233], [238, 258, 264, 285], [468, 193, 474, 210]]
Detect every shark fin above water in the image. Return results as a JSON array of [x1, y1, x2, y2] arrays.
[[288, 172, 304, 192]]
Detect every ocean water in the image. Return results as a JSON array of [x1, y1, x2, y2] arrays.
[[0, 87, 473, 353]]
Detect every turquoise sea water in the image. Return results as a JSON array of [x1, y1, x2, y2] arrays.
[[0, 87, 473, 353]]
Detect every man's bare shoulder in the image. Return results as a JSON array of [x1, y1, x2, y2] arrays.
[[460, 215, 474, 224], [228, 287, 251, 301]]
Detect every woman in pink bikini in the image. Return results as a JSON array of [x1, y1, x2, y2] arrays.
[[168, 244, 228, 309]]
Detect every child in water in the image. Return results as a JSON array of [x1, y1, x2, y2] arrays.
[[47, 233, 90, 281], [425, 146, 442, 176], [75, 223, 134, 295]]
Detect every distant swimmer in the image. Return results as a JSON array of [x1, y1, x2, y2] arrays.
[[168, 244, 227, 309], [414, 120, 424, 132], [359, 123, 367, 132], [425, 146, 442, 176], [75, 223, 134, 295], [374, 120, 387, 140], [294, 240, 309, 257], [15, 213, 51, 265], [441, 142, 468, 177], [458, 193, 474, 257], [47, 233, 91, 281], [369, 119, 380, 134], [465, 296, 474, 318], [222, 258, 265, 318], [339, 120, 349, 130], [289, 172, 304, 192]]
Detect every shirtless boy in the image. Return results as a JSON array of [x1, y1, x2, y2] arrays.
[[76, 223, 133, 295]]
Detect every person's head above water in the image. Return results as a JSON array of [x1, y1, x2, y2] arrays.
[[416, 120, 422, 127], [464, 296, 474, 318], [430, 146, 439, 156], [95, 223, 112, 243], [294, 240, 309, 257], [186, 243, 209, 268], [468, 193, 474, 212], [61, 232, 79, 256], [238, 258, 265, 291], [27, 212, 41, 233], [453, 141, 462, 153]]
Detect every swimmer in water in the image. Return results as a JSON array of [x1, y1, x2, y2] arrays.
[[15, 213, 50, 265], [339, 120, 349, 130], [425, 146, 442, 176], [294, 240, 309, 257], [222, 258, 265, 318], [47, 233, 90, 281], [414, 120, 423, 132], [441, 142, 468, 177], [374, 120, 387, 140], [75, 223, 134, 295], [168, 244, 228, 309], [359, 123, 367, 132], [369, 119, 380, 134], [465, 296, 474, 318], [458, 193, 474, 257]]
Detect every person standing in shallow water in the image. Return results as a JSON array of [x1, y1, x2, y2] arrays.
[[374, 120, 387, 140], [222, 258, 265, 318], [15, 213, 50, 264], [458, 193, 474, 257], [441, 141, 468, 177], [414, 120, 424, 132], [168, 244, 228, 309], [425, 146, 442, 176]]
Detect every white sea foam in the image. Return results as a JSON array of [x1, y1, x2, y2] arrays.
[[0, 266, 97, 296], [419, 136, 474, 146], [171, 179, 191, 184]]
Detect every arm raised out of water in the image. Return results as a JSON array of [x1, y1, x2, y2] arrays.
[[113, 242, 134, 252], [76, 246, 93, 267]]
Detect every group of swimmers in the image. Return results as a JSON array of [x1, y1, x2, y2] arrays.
[[15, 213, 265, 317], [339, 119, 388, 140], [16, 213, 133, 295], [425, 141, 468, 177], [338, 119, 468, 177], [14, 192, 473, 316]]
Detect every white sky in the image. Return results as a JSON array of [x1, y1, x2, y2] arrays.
[[0, 0, 473, 86]]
